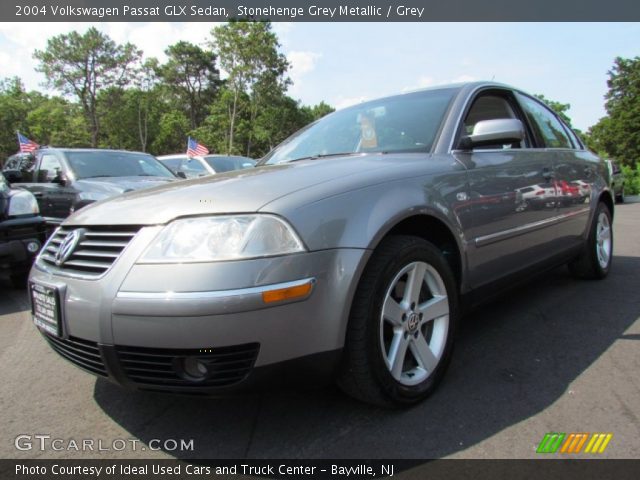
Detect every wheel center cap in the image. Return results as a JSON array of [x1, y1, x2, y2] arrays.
[[407, 312, 420, 332]]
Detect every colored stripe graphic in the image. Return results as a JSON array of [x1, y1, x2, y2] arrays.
[[560, 433, 589, 453], [584, 433, 613, 454], [538, 433, 613, 454], [537, 433, 566, 453]]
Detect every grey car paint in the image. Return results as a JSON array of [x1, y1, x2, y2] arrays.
[[29, 82, 613, 395]]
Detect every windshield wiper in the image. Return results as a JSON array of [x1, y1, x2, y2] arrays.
[[288, 152, 363, 163]]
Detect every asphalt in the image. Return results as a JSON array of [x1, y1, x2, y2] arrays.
[[1, 201, 639, 460]]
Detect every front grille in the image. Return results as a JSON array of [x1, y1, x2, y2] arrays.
[[40, 226, 140, 276], [43, 334, 107, 377], [116, 343, 260, 388]]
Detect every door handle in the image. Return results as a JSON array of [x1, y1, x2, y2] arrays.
[[542, 167, 555, 180]]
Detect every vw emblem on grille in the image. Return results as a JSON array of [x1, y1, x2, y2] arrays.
[[55, 229, 84, 266]]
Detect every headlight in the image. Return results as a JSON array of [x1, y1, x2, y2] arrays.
[[139, 214, 306, 263], [8, 190, 39, 216]]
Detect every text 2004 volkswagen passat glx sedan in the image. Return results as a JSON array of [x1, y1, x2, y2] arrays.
[[30, 82, 614, 406]]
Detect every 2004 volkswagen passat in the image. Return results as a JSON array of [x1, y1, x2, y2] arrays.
[[30, 82, 614, 406]]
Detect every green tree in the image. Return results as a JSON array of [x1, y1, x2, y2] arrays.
[[34, 27, 141, 147], [0, 78, 31, 158], [588, 57, 640, 166], [211, 21, 290, 155], [156, 42, 220, 130], [151, 110, 191, 155], [301, 101, 335, 122], [27, 96, 89, 147]]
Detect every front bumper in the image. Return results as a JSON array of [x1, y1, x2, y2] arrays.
[[30, 234, 370, 393], [0, 216, 45, 270]]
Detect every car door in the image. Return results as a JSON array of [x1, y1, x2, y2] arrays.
[[514, 93, 594, 250], [28, 152, 76, 223], [453, 89, 559, 288]]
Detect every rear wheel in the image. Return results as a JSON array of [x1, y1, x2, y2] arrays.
[[338, 235, 458, 407], [568, 202, 613, 279], [615, 187, 624, 204]]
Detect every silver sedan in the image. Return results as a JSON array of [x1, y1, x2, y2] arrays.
[[29, 82, 614, 406]]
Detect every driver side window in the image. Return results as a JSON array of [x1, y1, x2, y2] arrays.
[[38, 154, 62, 182]]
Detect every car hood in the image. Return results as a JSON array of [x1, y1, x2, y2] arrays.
[[66, 154, 430, 226], [74, 176, 176, 197]]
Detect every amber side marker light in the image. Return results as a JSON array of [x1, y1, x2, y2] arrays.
[[262, 281, 314, 304]]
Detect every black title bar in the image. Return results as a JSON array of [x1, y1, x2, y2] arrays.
[[4, 0, 640, 22]]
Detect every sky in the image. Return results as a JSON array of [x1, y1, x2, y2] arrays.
[[0, 22, 638, 131]]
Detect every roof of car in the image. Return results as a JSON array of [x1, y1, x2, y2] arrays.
[[158, 154, 253, 160], [39, 147, 150, 155]]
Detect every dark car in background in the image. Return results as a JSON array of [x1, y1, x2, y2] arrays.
[[3, 148, 177, 226], [158, 154, 256, 179], [606, 160, 625, 203], [0, 173, 45, 288]]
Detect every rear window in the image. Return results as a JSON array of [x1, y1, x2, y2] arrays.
[[205, 156, 256, 173], [66, 151, 175, 179]]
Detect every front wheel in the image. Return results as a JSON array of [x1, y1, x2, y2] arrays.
[[338, 236, 458, 407], [568, 202, 613, 279]]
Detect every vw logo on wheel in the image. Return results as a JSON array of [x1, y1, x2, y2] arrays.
[[407, 312, 420, 332], [54, 230, 84, 266]]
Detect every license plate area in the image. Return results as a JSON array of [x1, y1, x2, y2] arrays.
[[30, 282, 62, 337]]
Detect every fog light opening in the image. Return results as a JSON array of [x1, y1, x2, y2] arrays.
[[181, 357, 209, 381]]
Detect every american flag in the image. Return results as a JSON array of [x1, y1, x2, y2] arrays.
[[17, 132, 39, 153], [186, 137, 209, 157]]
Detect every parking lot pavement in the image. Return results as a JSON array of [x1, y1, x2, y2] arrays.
[[1, 202, 639, 460]]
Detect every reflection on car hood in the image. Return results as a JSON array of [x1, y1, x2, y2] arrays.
[[66, 154, 428, 226], [74, 176, 176, 197]]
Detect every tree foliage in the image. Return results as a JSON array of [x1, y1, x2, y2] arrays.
[[211, 21, 290, 155], [1, 23, 335, 164], [156, 42, 220, 130], [34, 27, 141, 147], [587, 56, 640, 166]]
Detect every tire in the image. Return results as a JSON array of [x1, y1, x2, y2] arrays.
[[568, 202, 613, 280], [615, 188, 624, 204], [338, 235, 459, 407]]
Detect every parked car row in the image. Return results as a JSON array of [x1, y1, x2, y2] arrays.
[[26, 82, 617, 407], [1, 147, 257, 287]]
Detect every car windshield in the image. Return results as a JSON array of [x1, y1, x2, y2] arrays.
[[261, 88, 456, 165], [204, 156, 256, 172], [65, 151, 175, 179]]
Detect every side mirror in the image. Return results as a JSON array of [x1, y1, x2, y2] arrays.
[[459, 119, 525, 150], [3, 170, 22, 183], [51, 171, 68, 186], [176, 171, 187, 179]]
